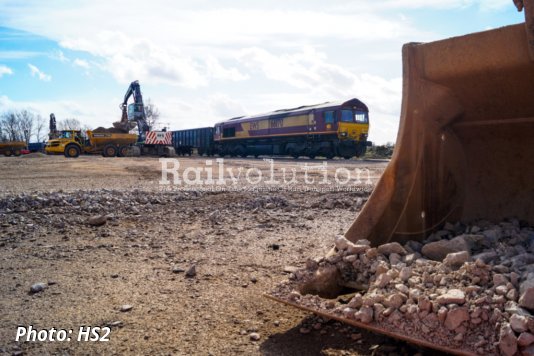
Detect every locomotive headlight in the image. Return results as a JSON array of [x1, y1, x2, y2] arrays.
[[340, 132, 347, 137]]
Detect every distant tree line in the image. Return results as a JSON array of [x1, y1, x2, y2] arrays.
[[0, 110, 90, 143], [0, 110, 47, 144], [56, 118, 92, 133]]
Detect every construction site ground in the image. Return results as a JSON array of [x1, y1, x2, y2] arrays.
[[0, 154, 432, 356]]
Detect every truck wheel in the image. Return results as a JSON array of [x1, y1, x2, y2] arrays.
[[4, 150, 12, 157], [14, 149, 21, 156], [64, 144, 80, 158], [118, 146, 129, 157], [103, 145, 118, 157]]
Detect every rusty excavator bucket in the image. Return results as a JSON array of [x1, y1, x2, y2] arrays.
[[344, 2, 534, 246], [268, 2, 534, 355]]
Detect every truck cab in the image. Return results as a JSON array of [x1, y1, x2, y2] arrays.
[[45, 130, 86, 156]]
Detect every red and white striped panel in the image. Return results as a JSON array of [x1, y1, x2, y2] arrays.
[[145, 131, 172, 145]]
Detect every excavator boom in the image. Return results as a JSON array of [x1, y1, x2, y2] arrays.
[[113, 80, 150, 140], [48, 113, 58, 139]]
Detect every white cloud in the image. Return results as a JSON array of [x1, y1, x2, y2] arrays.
[[52, 50, 69, 62], [73, 58, 89, 69], [205, 57, 248, 82], [0, 65, 13, 78], [28, 63, 51, 81], [61, 32, 208, 88], [478, 0, 510, 11], [208, 94, 246, 118], [0, 51, 42, 59]]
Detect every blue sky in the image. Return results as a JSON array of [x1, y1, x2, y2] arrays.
[[0, 0, 526, 143]]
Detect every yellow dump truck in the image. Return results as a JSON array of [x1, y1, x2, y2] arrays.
[[45, 130, 137, 158], [0, 141, 26, 156]]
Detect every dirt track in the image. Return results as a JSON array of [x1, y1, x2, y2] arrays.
[[0, 155, 432, 356]]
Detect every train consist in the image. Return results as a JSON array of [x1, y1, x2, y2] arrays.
[[16, 97, 370, 159], [172, 98, 371, 159]]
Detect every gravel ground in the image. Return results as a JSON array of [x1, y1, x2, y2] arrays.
[[0, 155, 442, 356]]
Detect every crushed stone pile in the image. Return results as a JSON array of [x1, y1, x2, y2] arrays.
[[270, 220, 534, 356]]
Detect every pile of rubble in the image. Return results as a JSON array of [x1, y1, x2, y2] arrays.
[[92, 126, 129, 134], [270, 220, 534, 355]]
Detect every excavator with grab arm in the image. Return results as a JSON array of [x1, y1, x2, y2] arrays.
[[113, 80, 174, 157]]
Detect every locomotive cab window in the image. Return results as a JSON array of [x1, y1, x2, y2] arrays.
[[324, 111, 335, 124], [341, 110, 353, 122], [354, 111, 369, 123], [223, 127, 236, 138], [341, 109, 369, 123]]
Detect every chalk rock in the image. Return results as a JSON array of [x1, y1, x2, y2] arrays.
[[510, 314, 529, 333], [374, 273, 392, 288], [443, 251, 469, 267], [519, 278, 534, 311], [120, 304, 133, 312], [347, 244, 370, 254], [499, 323, 518, 356], [399, 267, 411, 281], [444, 307, 469, 330], [377, 242, 406, 256], [494, 273, 509, 287], [437, 289, 466, 305], [348, 294, 363, 309], [355, 305, 373, 324], [384, 293, 405, 309], [334, 235, 351, 250], [418, 296, 432, 313], [421, 236, 470, 261]]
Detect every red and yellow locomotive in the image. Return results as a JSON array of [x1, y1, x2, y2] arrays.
[[213, 98, 371, 159]]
